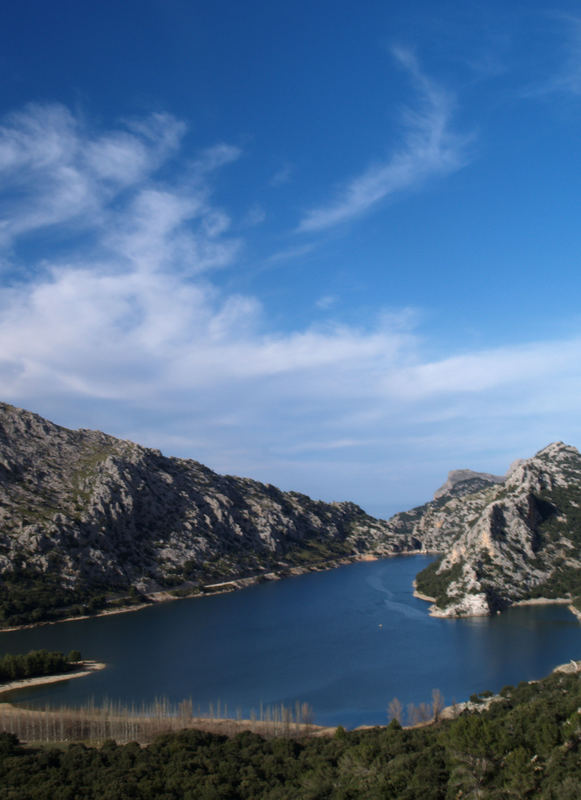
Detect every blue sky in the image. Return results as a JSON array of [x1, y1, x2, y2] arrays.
[[1, 0, 581, 517]]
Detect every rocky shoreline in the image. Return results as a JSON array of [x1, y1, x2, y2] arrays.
[[412, 588, 581, 622]]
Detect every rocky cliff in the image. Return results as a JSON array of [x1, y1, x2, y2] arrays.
[[2, 402, 580, 625], [0, 403, 421, 626], [414, 442, 581, 617]]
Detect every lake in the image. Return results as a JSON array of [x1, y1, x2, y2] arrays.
[[1, 555, 580, 728]]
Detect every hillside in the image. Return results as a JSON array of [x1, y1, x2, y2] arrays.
[[0, 403, 419, 626], [414, 442, 581, 616], [2, 402, 580, 625]]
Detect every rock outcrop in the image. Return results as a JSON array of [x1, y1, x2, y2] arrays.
[[433, 469, 504, 500], [414, 442, 581, 617]]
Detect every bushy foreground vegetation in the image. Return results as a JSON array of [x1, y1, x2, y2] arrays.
[[1, 668, 581, 798], [0, 649, 81, 683]]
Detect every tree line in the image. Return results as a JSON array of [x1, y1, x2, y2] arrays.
[[0, 649, 81, 682], [0, 696, 315, 745]]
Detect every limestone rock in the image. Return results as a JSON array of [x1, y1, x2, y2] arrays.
[[0, 403, 419, 607], [414, 441, 581, 617], [433, 469, 504, 500], [3, 402, 580, 623]]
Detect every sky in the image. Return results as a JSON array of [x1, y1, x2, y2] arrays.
[[1, 0, 581, 518]]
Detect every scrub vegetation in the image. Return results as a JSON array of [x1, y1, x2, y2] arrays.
[[0, 667, 580, 798]]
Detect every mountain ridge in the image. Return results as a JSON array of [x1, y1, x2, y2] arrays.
[[1, 401, 580, 626], [0, 402, 421, 626]]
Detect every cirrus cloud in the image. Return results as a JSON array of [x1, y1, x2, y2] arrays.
[[0, 100, 580, 516], [297, 48, 470, 233]]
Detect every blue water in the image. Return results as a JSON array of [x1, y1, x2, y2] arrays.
[[1, 556, 580, 728]]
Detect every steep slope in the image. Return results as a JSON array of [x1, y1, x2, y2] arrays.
[[3, 402, 579, 625], [414, 442, 581, 616], [378, 469, 507, 557], [0, 403, 418, 626]]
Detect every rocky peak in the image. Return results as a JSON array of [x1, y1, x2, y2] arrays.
[[433, 469, 504, 500]]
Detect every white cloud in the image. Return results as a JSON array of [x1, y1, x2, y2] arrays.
[[393, 339, 581, 398], [0, 105, 186, 245], [264, 243, 317, 264], [315, 294, 337, 310], [297, 48, 469, 233], [521, 15, 581, 98], [1, 102, 581, 515], [242, 204, 266, 227], [191, 143, 242, 174], [3, 242, 580, 436], [270, 163, 292, 186]]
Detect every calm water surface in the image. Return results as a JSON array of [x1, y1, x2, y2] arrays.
[[1, 556, 580, 728]]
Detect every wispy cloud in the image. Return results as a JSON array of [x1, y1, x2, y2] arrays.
[[0, 105, 185, 245], [315, 294, 338, 310], [535, 15, 581, 96], [242, 204, 266, 227], [297, 48, 469, 233], [270, 163, 292, 186], [392, 339, 581, 400], [264, 243, 318, 265], [1, 102, 580, 513], [518, 14, 581, 100], [191, 143, 242, 174]]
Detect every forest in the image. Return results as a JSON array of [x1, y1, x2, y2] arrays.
[[0, 665, 580, 798], [0, 649, 81, 683]]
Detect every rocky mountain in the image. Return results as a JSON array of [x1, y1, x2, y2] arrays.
[[0, 403, 420, 626], [375, 470, 508, 559], [433, 469, 505, 500], [2, 402, 580, 625], [414, 442, 581, 617]]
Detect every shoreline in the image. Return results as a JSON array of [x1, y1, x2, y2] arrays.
[[0, 549, 435, 634], [412, 579, 436, 603], [0, 660, 106, 698], [412, 583, 581, 623], [2, 655, 580, 742], [6, 551, 577, 633], [512, 596, 572, 607], [0, 595, 579, 740]]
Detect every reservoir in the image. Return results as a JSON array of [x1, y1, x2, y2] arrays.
[[1, 555, 580, 728]]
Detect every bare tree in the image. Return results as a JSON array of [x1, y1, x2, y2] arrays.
[[407, 703, 421, 726], [418, 702, 432, 723], [387, 697, 403, 724], [432, 688, 445, 722]]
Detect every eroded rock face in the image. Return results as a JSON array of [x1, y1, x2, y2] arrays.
[[414, 442, 581, 617], [2, 402, 579, 620], [0, 403, 419, 597]]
